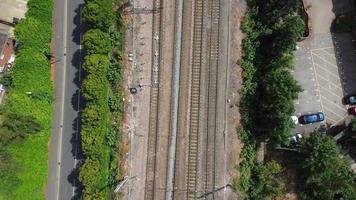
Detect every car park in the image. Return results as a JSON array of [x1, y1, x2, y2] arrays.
[[348, 107, 356, 115], [299, 112, 324, 124], [342, 95, 356, 105]]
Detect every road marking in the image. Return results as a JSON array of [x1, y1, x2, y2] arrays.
[[322, 49, 336, 58], [313, 62, 340, 80], [331, 115, 348, 127], [312, 52, 338, 68], [320, 96, 345, 112], [323, 106, 345, 119], [56, 0, 68, 199], [315, 74, 343, 90], [310, 47, 334, 52], [319, 86, 343, 99], [310, 51, 325, 119], [326, 116, 337, 124]]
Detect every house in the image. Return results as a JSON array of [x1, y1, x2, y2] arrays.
[[0, 32, 14, 73]]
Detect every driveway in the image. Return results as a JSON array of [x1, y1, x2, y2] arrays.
[[292, 0, 356, 134]]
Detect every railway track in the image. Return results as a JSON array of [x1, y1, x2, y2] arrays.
[[205, 0, 220, 198], [186, 0, 204, 199], [144, 0, 162, 199], [186, 0, 221, 199]]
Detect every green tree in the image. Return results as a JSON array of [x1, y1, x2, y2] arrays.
[[83, 29, 112, 55], [82, 54, 109, 75], [79, 158, 107, 195], [82, 75, 109, 103], [250, 160, 285, 200], [299, 133, 356, 200], [82, 0, 115, 31]]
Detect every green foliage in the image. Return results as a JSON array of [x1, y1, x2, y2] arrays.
[[82, 75, 109, 103], [0, 114, 42, 145], [299, 133, 356, 200], [80, 0, 125, 198], [0, 0, 53, 199], [237, 0, 304, 197], [79, 158, 108, 196], [26, 0, 53, 25], [250, 160, 285, 200], [82, 0, 115, 31], [15, 17, 51, 52], [83, 29, 112, 55], [83, 54, 110, 75]]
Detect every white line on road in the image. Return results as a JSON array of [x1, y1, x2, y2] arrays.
[[56, 0, 68, 199]]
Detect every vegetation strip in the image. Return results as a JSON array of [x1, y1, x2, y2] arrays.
[[79, 0, 126, 199], [236, 0, 304, 198], [0, 0, 53, 199], [236, 1, 356, 199]]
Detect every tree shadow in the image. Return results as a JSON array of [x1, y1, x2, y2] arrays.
[[67, 116, 84, 199], [65, 3, 88, 199], [330, 0, 356, 96]]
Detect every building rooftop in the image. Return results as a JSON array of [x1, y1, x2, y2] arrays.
[[0, 32, 8, 58]]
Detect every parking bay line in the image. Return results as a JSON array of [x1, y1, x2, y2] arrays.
[[322, 106, 345, 119], [316, 74, 343, 91], [320, 95, 346, 112], [312, 52, 338, 69], [310, 51, 325, 116], [313, 50, 337, 66], [313, 62, 341, 81], [319, 86, 343, 100]]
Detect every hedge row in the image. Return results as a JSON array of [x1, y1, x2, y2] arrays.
[[79, 0, 125, 199], [0, 0, 53, 199], [237, 0, 304, 198]]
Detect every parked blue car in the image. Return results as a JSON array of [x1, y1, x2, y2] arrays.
[[300, 112, 324, 124]]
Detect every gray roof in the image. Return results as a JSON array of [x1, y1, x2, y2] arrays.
[[0, 32, 8, 56]]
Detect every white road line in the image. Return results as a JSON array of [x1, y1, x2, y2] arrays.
[[56, 0, 68, 199]]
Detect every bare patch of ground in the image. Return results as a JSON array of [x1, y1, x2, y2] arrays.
[[226, 0, 246, 187]]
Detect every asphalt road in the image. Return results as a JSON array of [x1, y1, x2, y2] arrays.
[[48, 0, 85, 199]]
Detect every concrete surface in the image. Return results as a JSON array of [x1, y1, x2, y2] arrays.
[[293, 0, 356, 135], [0, 0, 28, 36]]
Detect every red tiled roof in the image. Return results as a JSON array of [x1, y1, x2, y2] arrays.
[[0, 37, 14, 69]]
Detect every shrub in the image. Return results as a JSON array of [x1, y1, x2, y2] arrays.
[[83, 29, 112, 55], [15, 17, 51, 52], [82, 0, 115, 31]]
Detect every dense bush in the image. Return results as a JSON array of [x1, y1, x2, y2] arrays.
[[82, 0, 115, 31], [15, 18, 51, 52], [237, 0, 304, 197], [250, 160, 285, 200], [299, 133, 356, 200], [83, 29, 112, 55], [79, 0, 124, 198]]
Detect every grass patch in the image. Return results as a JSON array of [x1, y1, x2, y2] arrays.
[[0, 0, 53, 199]]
